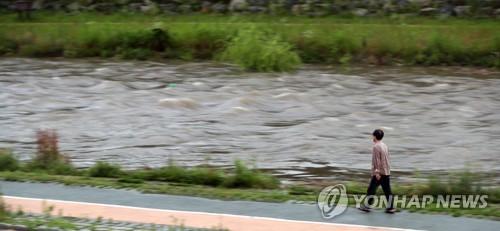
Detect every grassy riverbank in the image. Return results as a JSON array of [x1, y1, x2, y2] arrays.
[[1, 143, 499, 220], [0, 13, 498, 70]]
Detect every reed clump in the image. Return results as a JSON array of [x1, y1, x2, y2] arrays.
[[26, 130, 78, 175]]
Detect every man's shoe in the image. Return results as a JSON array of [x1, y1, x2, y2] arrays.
[[385, 208, 396, 214], [358, 206, 371, 212]]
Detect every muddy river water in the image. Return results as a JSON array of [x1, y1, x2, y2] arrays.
[[1, 58, 499, 183]]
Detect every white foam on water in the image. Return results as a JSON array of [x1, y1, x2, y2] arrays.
[[157, 98, 201, 109], [272, 92, 300, 100], [225, 106, 252, 114]]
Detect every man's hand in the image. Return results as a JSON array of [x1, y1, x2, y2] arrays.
[[375, 169, 381, 180]]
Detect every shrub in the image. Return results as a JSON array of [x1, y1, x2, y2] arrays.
[[294, 35, 331, 63], [45, 161, 80, 176], [422, 170, 483, 197], [331, 32, 362, 61], [0, 36, 18, 55], [117, 28, 172, 51], [180, 28, 228, 59], [88, 161, 124, 178], [131, 159, 280, 189], [425, 176, 448, 196], [0, 150, 20, 171], [221, 26, 302, 72], [421, 34, 466, 65], [190, 168, 224, 186], [222, 159, 280, 189], [149, 165, 186, 182], [137, 164, 224, 186], [448, 170, 475, 195]]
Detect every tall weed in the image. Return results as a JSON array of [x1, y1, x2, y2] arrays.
[[27, 130, 78, 175]]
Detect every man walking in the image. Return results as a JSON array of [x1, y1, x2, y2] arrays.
[[359, 129, 395, 214]]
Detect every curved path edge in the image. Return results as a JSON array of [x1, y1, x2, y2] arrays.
[[2, 196, 418, 231]]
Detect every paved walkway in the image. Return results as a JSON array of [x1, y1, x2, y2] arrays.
[[1, 181, 498, 231]]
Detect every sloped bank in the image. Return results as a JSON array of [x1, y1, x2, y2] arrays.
[[0, 14, 498, 71]]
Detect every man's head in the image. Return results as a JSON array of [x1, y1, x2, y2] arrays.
[[372, 129, 384, 142]]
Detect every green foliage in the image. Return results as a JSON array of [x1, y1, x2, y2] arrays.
[[0, 15, 498, 68], [426, 176, 449, 196], [25, 159, 79, 176], [421, 34, 462, 65], [287, 184, 318, 195], [170, 27, 228, 60], [88, 161, 124, 178], [135, 164, 224, 187], [221, 26, 302, 72], [0, 195, 7, 222], [490, 35, 500, 68], [0, 150, 20, 171], [117, 177, 144, 184], [0, 36, 18, 55], [330, 32, 362, 63], [222, 159, 280, 189], [294, 33, 330, 63], [19, 42, 63, 57], [116, 28, 171, 50], [128, 159, 278, 189], [421, 170, 486, 197], [63, 26, 171, 59]]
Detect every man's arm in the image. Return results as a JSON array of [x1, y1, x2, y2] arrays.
[[373, 146, 381, 180]]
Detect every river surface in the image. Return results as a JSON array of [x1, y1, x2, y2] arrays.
[[1, 58, 499, 183]]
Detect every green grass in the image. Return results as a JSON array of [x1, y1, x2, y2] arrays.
[[0, 13, 498, 69]]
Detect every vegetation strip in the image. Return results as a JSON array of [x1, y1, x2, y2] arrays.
[[0, 14, 498, 70], [0, 133, 499, 221]]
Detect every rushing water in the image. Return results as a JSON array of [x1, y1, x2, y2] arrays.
[[1, 58, 499, 183]]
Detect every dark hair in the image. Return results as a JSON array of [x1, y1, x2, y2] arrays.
[[373, 129, 384, 140]]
